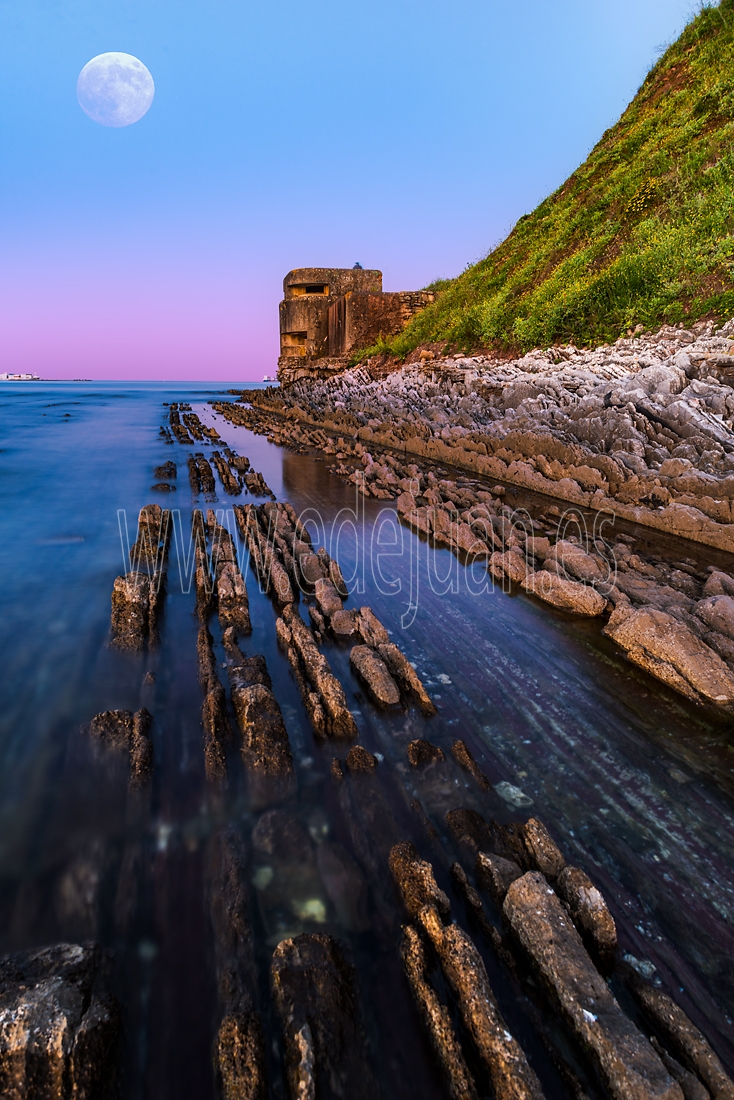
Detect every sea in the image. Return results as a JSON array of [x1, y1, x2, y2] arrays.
[[0, 380, 732, 1097]]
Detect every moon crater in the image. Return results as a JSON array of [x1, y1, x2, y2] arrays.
[[77, 53, 154, 128]]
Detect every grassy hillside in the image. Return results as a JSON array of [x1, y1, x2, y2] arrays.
[[371, 1, 734, 359]]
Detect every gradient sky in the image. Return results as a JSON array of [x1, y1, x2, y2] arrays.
[[0, 0, 698, 380]]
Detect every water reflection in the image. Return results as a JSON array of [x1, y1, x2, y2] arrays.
[[0, 383, 731, 1098]]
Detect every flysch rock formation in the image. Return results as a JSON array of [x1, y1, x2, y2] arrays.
[[11, 395, 732, 1100], [212, 321, 734, 709]]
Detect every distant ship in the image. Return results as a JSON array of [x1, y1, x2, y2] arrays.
[[0, 372, 39, 381], [262, 374, 276, 382]]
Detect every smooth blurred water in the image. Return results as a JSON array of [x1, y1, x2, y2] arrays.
[[1, 381, 733, 1098]]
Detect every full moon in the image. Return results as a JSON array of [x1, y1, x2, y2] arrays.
[[77, 53, 154, 128]]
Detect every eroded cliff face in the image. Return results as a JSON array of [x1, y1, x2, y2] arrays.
[[235, 318, 734, 552]]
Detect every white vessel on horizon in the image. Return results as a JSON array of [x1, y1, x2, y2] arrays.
[[0, 372, 39, 381]]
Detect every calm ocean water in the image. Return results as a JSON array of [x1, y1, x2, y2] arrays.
[[0, 380, 732, 1097]]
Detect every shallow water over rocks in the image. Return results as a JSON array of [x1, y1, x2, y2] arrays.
[[0, 381, 732, 1098]]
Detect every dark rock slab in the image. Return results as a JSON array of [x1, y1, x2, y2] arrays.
[[355, 607, 390, 647], [476, 851, 523, 905], [377, 643, 436, 715], [350, 645, 401, 707], [450, 740, 492, 790], [521, 818, 566, 882], [389, 841, 450, 922], [345, 745, 377, 773], [129, 707, 154, 786], [419, 904, 545, 1100], [271, 933, 377, 1100], [407, 739, 445, 768], [110, 571, 150, 651], [0, 942, 119, 1100], [283, 606, 357, 739], [401, 923, 479, 1100], [556, 865, 617, 957], [231, 682, 296, 807], [504, 872, 682, 1100], [627, 975, 734, 1100], [217, 1013, 266, 1100], [89, 707, 153, 786]]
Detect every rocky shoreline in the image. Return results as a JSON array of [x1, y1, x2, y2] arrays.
[[212, 320, 734, 710], [3, 395, 733, 1099]]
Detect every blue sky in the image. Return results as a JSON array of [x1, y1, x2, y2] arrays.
[[0, 0, 698, 379]]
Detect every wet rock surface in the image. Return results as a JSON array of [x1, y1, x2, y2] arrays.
[[271, 933, 377, 1100], [504, 872, 682, 1100], [214, 325, 734, 708], [89, 707, 153, 785], [400, 923, 479, 1100], [0, 942, 119, 1100]]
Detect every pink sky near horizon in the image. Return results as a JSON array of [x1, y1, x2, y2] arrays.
[[0, 251, 281, 381]]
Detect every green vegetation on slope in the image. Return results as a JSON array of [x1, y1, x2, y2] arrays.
[[371, 1, 734, 358]]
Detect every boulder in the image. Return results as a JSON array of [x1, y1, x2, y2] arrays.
[[545, 540, 607, 584], [475, 851, 523, 904], [604, 605, 734, 705], [703, 571, 734, 598], [314, 578, 343, 619], [627, 976, 734, 1100], [522, 571, 607, 616], [216, 1013, 267, 1100], [694, 594, 734, 641], [110, 572, 150, 650], [407, 739, 445, 768], [356, 607, 390, 647], [330, 608, 359, 638], [521, 818, 566, 881], [489, 550, 531, 584]]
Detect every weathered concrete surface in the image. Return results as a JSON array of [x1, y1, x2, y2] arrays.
[[271, 933, 377, 1100], [604, 605, 734, 705], [0, 942, 119, 1100], [418, 905, 545, 1100], [504, 872, 682, 1100], [401, 924, 478, 1100]]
